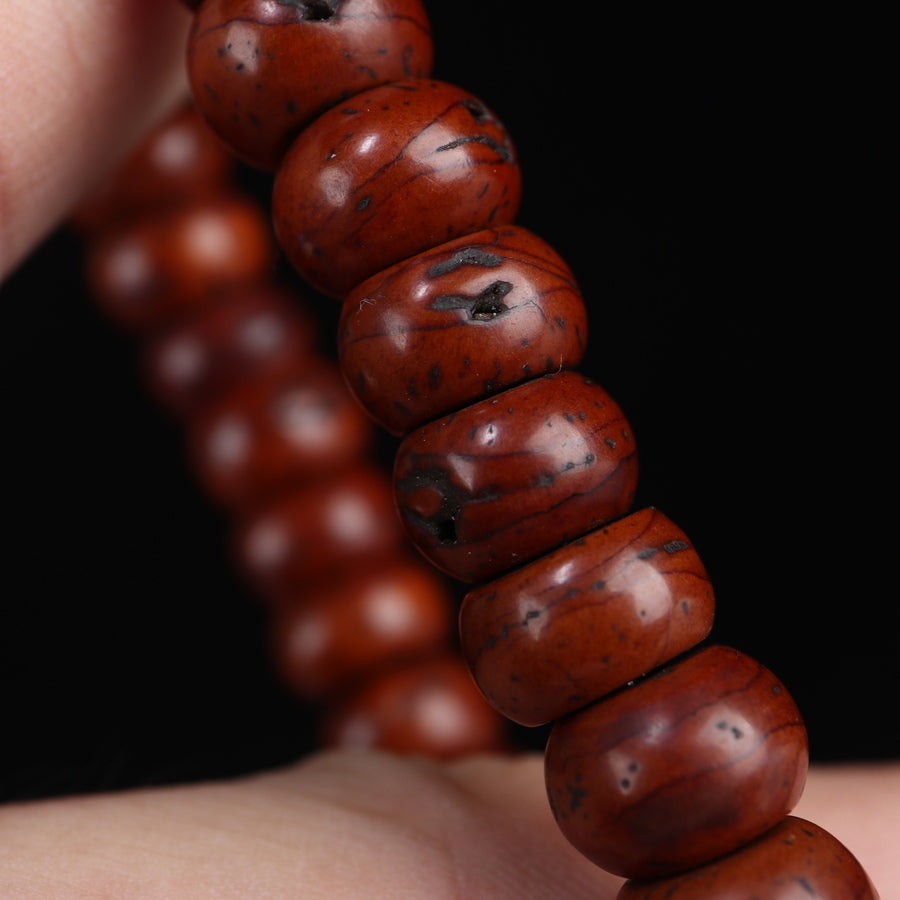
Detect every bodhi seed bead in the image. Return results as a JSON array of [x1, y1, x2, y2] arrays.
[[72, 102, 236, 231], [142, 281, 318, 418], [187, 0, 434, 171], [459, 508, 715, 726], [320, 654, 507, 757], [233, 462, 406, 599], [616, 816, 879, 899], [85, 193, 276, 333], [544, 645, 809, 881], [339, 225, 589, 436], [271, 78, 521, 298], [268, 555, 454, 701], [187, 359, 373, 509], [393, 370, 638, 584]]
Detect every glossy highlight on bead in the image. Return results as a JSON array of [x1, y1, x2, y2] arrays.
[[233, 462, 406, 600], [272, 78, 522, 298], [544, 645, 809, 880], [339, 225, 589, 435], [394, 371, 638, 583], [460, 508, 715, 726], [269, 555, 453, 700], [187, 0, 435, 171], [187, 358, 373, 508], [142, 281, 318, 418]]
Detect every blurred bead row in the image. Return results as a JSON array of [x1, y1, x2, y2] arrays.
[[75, 101, 506, 759]]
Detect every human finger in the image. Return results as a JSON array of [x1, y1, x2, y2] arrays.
[[0, 0, 192, 281]]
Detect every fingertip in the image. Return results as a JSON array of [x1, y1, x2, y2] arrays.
[[440, 751, 627, 898], [0, 0, 192, 281]]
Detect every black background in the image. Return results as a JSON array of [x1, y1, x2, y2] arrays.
[[1, 5, 895, 802]]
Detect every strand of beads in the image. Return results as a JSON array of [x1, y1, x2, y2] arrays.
[[182, 1, 878, 895], [76, 99, 507, 759]]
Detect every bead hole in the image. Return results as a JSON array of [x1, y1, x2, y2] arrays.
[[428, 281, 512, 320], [436, 514, 458, 544], [463, 99, 487, 122], [279, 0, 338, 21], [472, 296, 507, 320], [470, 280, 513, 321]]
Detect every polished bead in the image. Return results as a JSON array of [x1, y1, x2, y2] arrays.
[[272, 78, 521, 298], [393, 371, 638, 583], [187, 0, 434, 171], [320, 654, 507, 758], [338, 225, 588, 435], [142, 281, 318, 418], [460, 508, 714, 726], [544, 645, 809, 880], [72, 102, 235, 231], [232, 463, 405, 599], [617, 816, 880, 899], [86, 193, 276, 332], [269, 555, 453, 701], [187, 358, 373, 509]]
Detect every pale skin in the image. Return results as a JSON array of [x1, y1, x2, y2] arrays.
[[1, 3, 897, 897]]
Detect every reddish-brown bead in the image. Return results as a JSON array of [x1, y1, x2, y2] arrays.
[[85, 193, 276, 332], [338, 225, 588, 435], [72, 102, 236, 231], [187, 0, 434, 171], [617, 815, 880, 899], [232, 463, 405, 599], [142, 281, 318, 418], [187, 358, 373, 509], [320, 654, 507, 758], [460, 508, 715, 726], [393, 371, 638, 583], [272, 79, 521, 299], [544, 645, 809, 880], [269, 556, 453, 701]]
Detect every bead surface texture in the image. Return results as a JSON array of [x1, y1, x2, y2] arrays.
[[339, 225, 588, 435], [272, 78, 521, 298], [460, 508, 715, 725], [394, 371, 638, 583], [187, 0, 434, 171], [544, 645, 809, 880]]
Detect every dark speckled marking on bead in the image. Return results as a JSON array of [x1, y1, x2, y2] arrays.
[[567, 776, 587, 814], [339, 225, 585, 433], [394, 465, 464, 545], [435, 132, 513, 161], [426, 246, 503, 277]]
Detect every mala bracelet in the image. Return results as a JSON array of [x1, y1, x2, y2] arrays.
[[84, 0, 879, 895]]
